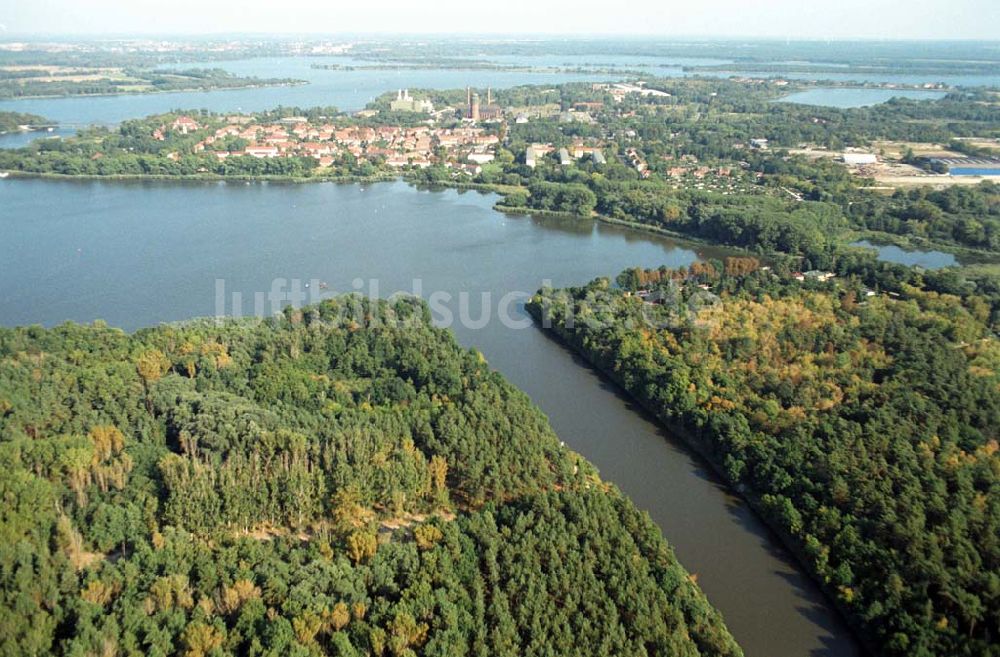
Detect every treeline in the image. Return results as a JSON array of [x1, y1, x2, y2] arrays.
[[498, 140, 999, 257], [528, 267, 1000, 657], [847, 183, 1000, 251], [0, 68, 301, 99], [0, 297, 741, 657]]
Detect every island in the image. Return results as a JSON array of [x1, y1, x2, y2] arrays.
[[0, 110, 49, 134], [0, 66, 304, 99]]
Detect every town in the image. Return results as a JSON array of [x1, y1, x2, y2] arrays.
[[135, 80, 759, 192], [157, 111, 498, 174]]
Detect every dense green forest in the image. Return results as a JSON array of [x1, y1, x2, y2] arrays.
[[528, 263, 1000, 657], [0, 296, 740, 657]]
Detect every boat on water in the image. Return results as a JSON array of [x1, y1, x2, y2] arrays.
[[0, 172, 10, 179]]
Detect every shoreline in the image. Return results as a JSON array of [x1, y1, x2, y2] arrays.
[[846, 229, 1000, 263], [525, 301, 877, 657], [0, 79, 308, 102], [5, 169, 990, 265], [0, 169, 396, 185], [495, 204, 780, 257]]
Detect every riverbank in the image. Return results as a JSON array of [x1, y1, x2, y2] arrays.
[[0, 126, 49, 135], [495, 203, 777, 259], [313, 61, 645, 77], [0, 169, 396, 185], [0, 168, 526, 197], [524, 299, 876, 656]]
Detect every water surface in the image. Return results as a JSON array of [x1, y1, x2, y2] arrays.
[[852, 239, 959, 268], [779, 87, 947, 108], [950, 167, 1000, 176]]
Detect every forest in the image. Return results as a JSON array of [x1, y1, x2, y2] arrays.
[[0, 296, 740, 657], [528, 263, 1000, 657]]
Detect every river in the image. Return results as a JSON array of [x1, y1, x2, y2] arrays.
[[0, 177, 863, 657]]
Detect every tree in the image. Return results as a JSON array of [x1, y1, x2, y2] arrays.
[[181, 622, 225, 657], [346, 530, 377, 565]]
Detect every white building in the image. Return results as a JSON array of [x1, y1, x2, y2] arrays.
[[468, 152, 495, 165], [244, 146, 279, 158], [525, 143, 553, 168], [389, 89, 434, 113], [842, 153, 878, 166]]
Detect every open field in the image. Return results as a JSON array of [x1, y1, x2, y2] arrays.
[[0, 65, 130, 83], [871, 139, 964, 159], [864, 172, 1000, 187], [855, 159, 1000, 187]]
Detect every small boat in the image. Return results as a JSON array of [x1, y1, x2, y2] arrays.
[[0, 172, 9, 179]]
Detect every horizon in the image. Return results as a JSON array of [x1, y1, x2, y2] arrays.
[[2, 0, 999, 41], [4, 33, 1000, 43]]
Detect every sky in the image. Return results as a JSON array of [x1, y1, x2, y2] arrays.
[[1, 0, 999, 40]]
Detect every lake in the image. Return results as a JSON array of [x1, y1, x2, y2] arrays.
[[0, 177, 862, 657], [779, 87, 947, 108], [852, 239, 959, 268], [0, 56, 614, 128]]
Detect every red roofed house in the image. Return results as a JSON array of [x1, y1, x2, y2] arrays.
[[171, 116, 200, 135]]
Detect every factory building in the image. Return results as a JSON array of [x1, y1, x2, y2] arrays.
[[465, 87, 503, 121]]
